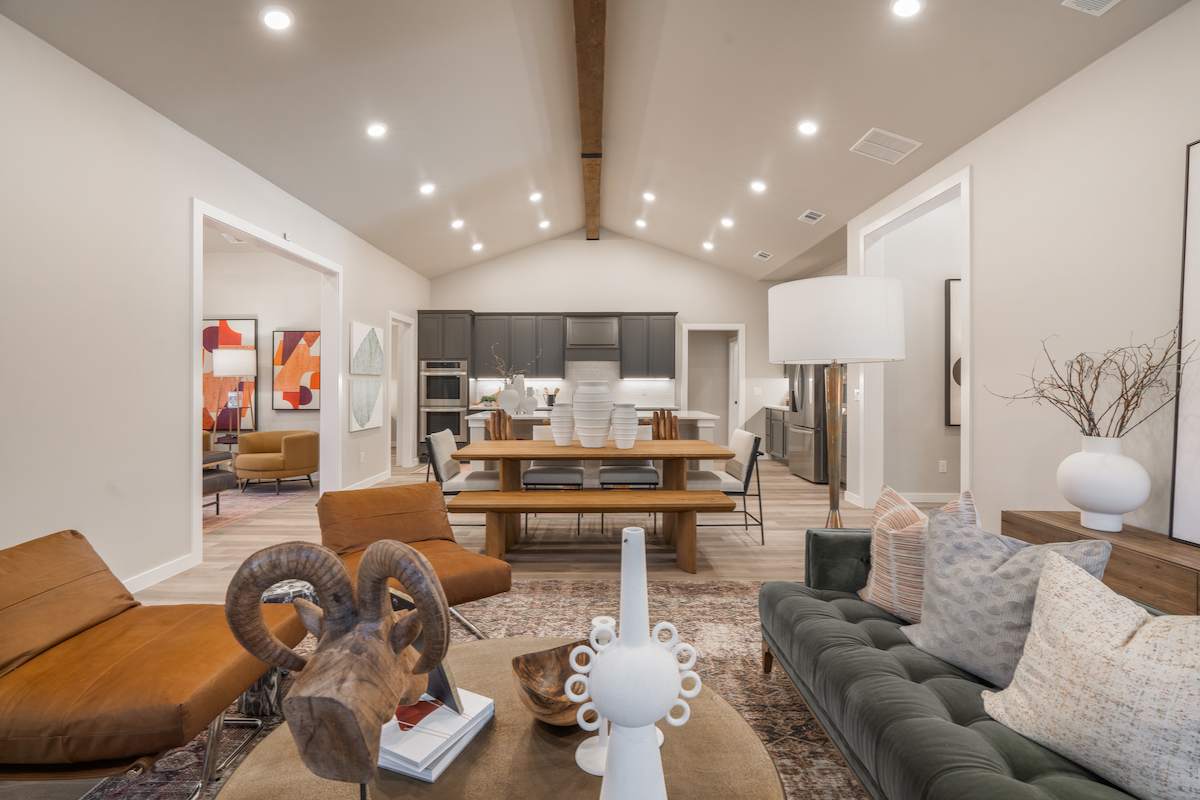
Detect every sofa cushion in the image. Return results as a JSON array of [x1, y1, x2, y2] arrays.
[[234, 453, 286, 473], [985, 553, 1200, 800], [760, 581, 1139, 800], [903, 510, 1111, 687], [341, 538, 511, 608], [0, 531, 139, 680], [0, 603, 304, 764], [316, 482, 457, 557]]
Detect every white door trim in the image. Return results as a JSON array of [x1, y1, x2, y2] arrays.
[[679, 323, 747, 430], [389, 311, 417, 468]]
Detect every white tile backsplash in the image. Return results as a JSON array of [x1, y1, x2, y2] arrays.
[[470, 361, 676, 407]]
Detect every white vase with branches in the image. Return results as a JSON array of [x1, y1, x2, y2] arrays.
[[994, 330, 1191, 532]]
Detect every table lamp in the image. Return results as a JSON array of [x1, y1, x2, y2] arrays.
[[768, 276, 905, 527], [212, 346, 258, 438]]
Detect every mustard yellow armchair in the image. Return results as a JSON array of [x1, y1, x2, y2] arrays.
[[234, 430, 319, 494]]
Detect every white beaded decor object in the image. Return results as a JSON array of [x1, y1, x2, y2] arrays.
[[565, 527, 701, 798]]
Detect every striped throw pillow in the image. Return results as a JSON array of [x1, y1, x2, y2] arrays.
[[857, 487, 976, 623]]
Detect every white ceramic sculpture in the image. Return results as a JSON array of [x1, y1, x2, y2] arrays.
[[550, 402, 575, 446], [1057, 435, 1151, 532], [497, 382, 521, 415], [573, 380, 614, 448], [522, 386, 540, 414], [565, 527, 701, 799], [612, 404, 639, 450]]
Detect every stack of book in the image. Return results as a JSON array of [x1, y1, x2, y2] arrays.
[[377, 689, 495, 782]]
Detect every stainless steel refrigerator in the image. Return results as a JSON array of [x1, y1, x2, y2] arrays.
[[786, 365, 846, 485]]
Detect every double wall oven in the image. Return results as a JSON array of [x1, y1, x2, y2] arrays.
[[419, 360, 469, 446]]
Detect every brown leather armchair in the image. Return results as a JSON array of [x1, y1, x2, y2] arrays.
[[0, 531, 306, 792], [234, 430, 319, 494]]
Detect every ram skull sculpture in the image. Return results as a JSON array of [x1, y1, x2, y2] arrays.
[[225, 540, 450, 784]]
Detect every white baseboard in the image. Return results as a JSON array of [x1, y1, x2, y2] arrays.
[[900, 492, 959, 504], [123, 551, 202, 594], [843, 491, 863, 509], [344, 469, 392, 492]]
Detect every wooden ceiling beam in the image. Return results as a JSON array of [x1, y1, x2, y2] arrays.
[[573, 0, 606, 240]]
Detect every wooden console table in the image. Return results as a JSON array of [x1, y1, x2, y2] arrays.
[[1001, 510, 1200, 615]]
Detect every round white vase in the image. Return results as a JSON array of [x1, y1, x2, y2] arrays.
[[574, 381, 614, 448], [550, 402, 575, 446], [612, 404, 639, 449], [1056, 436, 1151, 532], [497, 382, 521, 415], [521, 387, 539, 414]]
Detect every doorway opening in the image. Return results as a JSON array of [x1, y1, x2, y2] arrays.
[[390, 311, 416, 468], [679, 324, 746, 446]]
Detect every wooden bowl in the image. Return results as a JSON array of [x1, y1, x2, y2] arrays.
[[511, 640, 591, 726]]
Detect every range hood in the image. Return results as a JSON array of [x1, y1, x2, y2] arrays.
[[565, 316, 620, 361]]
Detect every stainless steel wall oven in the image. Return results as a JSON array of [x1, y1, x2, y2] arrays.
[[419, 360, 469, 407]]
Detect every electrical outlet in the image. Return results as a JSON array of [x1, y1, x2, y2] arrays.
[[853, 388, 861, 401], [938, 460, 947, 473], [753, 387, 762, 396], [360, 452, 365, 465]]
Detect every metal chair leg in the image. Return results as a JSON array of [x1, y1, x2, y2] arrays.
[[307, 474, 314, 487], [275, 478, 280, 495], [187, 711, 264, 800], [215, 493, 220, 515], [450, 606, 489, 640]]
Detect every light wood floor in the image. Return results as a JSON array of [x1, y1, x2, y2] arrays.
[[135, 458, 908, 605]]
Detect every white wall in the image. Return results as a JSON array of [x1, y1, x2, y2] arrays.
[[846, 0, 1200, 534], [431, 229, 785, 437], [0, 17, 429, 586], [204, 252, 322, 438], [688, 331, 731, 445], [869, 196, 963, 497]]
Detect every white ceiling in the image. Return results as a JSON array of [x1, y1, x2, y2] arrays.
[[2, 0, 1186, 281]]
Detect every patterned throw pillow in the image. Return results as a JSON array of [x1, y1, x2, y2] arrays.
[[903, 510, 1110, 687], [985, 553, 1200, 800], [857, 487, 976, 623]]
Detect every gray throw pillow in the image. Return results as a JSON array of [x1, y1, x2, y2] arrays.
[[902, 509, 1111, 687]]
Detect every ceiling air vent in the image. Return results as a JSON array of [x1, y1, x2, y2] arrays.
[[798, 210, 826, 225], [753, 251, 773, 261], [850, 128, 923, 165], [1061, 0, 1125, 16], [221, 233, 247, 244]]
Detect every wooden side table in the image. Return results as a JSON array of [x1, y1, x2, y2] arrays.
[[1001, 510, 1200, 615]]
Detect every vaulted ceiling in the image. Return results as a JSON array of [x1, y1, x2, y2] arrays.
[[1, 0, 1186, 280]]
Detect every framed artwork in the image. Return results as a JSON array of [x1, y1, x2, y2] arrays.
[[202, 318, 257, 432], [350, 379, 384, 431], [945, 279, 963, 427], [350, 321, 385, 375], [272, 330, 321, 410], [1170, 139, 1200, 544]]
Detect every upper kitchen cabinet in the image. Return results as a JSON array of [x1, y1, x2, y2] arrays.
[[510, 315, 565, 378], [417, 311, 472, 361], [620, 314, 677, 378], [473, 315, 509, 377], [536, 315, 565, 377]]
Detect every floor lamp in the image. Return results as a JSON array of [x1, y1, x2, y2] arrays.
[[212, 346, 257, 439], [768, 276, 905, 528]]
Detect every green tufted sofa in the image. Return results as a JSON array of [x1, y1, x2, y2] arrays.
[[759, 528, 1144, 800]]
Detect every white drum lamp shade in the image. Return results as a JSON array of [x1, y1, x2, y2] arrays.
[[768, 276, 905, 364], [212, 347, 258, 377]]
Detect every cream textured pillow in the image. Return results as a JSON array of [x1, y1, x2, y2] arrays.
[[857, 487, 976, 622], [984, 552, 1200, 800]]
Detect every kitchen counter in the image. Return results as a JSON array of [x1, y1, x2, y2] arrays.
[[466, 409, 715, 421], [764, 404, 790, 412], [470, 405, 681, 412]]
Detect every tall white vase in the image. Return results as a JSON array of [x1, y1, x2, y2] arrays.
[[573, 380, 614, 448], [550, 402, 575, 446], [612, 404, 639, 449], [565, 528, 700, 800], [1057, 436, 1151, 532], [497, 381, 521, 415]]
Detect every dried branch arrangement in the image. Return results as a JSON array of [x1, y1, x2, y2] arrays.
[[489, 343, 539, 381], [991, 329, 1192, 438]]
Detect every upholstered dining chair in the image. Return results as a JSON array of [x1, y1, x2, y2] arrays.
[[599, 424, 659, 534], [425, 428, 498, 531], [687, 429, 764, 544], [522, 424, 584, 535]]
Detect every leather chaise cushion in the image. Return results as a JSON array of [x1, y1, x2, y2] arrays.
[[317, 482, 456, 556], [760, 581, 1138, 800], [341, 539, 511, 608]]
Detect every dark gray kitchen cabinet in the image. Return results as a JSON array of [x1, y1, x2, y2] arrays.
[[620, 314, 676, 378], [647, 315, 676, 378], [473, 315, 509, 378], [509, 315, 538, 375], [766, 408, 788, 461], [509, 315, 565, 378], [417, 313, 443, 360], [418, 311, 472, 360], [536, 315, 565, 378]]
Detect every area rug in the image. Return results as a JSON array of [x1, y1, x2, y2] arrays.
[[84, 581, 867, 800], [203, 484, 313, 533]]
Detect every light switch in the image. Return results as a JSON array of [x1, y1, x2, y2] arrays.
[[853, 389, 862, 401], [753, 387, 762, 395]]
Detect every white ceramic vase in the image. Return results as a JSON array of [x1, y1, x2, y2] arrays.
[[497, 382, 521, 415], [565, 527, 700, 800], [574, 381, 614, 448], [612, 404, 639, 450], [1056, 435, 1151, 532], [521, 387, 539, 414], [550, 402, 575, 446]]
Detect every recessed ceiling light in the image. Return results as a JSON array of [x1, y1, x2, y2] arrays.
[[798, 121, 819, 135], [721, 218, 734, 228], [891, 0, 925, 17], [530, 192, 542, 202], [636, 219, 647, 228], [751, 181, 766, 193], [643, 192, 656, 202], [539, 220, 550, 229], [420, 183, 436, 195], [703, 242, 714, 251], [366, 123, 387, 137], [260, 6, 294, 29], [472, 243, 483, 251], [451, 219, 464, 229]]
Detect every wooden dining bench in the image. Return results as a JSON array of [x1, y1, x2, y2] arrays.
[[446, 490, 736, 573]]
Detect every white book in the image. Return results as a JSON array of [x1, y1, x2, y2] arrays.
[[376, 700, 494, 783], [377, 689, 494, 772]]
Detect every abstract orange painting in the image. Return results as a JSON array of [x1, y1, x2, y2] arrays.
[[202, 319, 258, 432], [273, 330, 321, 410]]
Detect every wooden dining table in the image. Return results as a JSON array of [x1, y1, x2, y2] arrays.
[[449, 439, 737, 571]]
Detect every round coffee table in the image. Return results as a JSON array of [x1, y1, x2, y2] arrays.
[[218, 636, 784, 800]]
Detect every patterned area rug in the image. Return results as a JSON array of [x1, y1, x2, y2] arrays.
[[202, 483, 312, 533], [85, 580, 867, 800]]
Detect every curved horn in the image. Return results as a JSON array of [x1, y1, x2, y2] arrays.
[[356, 541, 451, 675], [225, 541, 357, 672]]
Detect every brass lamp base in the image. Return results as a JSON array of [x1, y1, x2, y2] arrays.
[[825, 360, 844, 529]]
